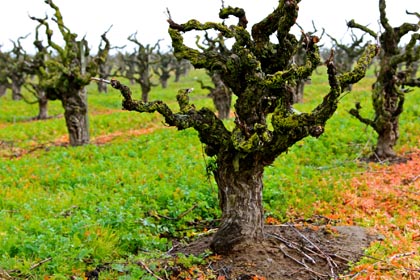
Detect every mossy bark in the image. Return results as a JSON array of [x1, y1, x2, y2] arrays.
[[328, 33, 367, 92], [109, 0, 377, 254], [370, 56, 402, 159], [348, 0, 419, 160]]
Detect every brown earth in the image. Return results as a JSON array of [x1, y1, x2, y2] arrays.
[[165, 224, 379, 280]]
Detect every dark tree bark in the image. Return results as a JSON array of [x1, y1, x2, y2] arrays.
[[211, 151, 265, 252], [195, 32, 232, 119], [348, 0, 420, 161], [104, 0, 377, 254], [37, 90, 49, 120], [0, 84, 8, 97], [210, 73, 232, 120], [197, 73, 232, 119], [96, 28, 112, 93], [61, 88, 89, 144], [23, 85, 50, 120]]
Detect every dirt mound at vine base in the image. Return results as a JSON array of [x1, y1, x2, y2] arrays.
[[167, 225, 378, 280]]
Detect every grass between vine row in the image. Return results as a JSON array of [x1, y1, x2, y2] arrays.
[[0, 67, 419, 279]]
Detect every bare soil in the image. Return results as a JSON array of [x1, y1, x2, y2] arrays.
[[167, 225, 379, 280]]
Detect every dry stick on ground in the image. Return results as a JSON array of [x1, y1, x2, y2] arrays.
[[30, 257, 52, 270], [137, 260, 164, 280], [154, 204, 198, 220], [266, 233, 331, 278], [279, 245, 329, 279], [210, 265, 230, 279], [266, 233, 316, 264], [267, 228, 347, 279], [0, 269, 12, 280], [278, 245, 307, 267], [402, 174, 420, 186], [339, 269, 368, 279], [288, 224, 339, 278]]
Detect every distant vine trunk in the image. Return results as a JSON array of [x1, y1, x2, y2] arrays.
[[62, 89, 89, 146], [375, 121, 399, 159], [293, 80, 305, 103], [0, 85, 7, 97], [37, 91, 49, 119], [139, 66, 152, 102], [11, 81, 22, 100], [210, 73, 232, 119]]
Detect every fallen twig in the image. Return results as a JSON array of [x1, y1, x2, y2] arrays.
[[329, 253, 351, 263], [30, 257, 52, 270], [288, 223, 339, 278], [278, 244, 310, 268], [278, 245, 330, 278], [155, 204, 198, 220], [402, 174, 420, 186], [137, 260, 163, 280], [266, 233, 316, 264], [340, 269, 367, 279], [0, 269, 12, 280], [388, 251, 416, 262]]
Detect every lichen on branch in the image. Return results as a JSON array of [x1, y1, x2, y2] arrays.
[[109, 79, 230, 154], [162, 0, 377, 161]]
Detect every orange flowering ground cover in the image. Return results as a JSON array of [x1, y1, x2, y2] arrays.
[[317, 147, 420, 279]]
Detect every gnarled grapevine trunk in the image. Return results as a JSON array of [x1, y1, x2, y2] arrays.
[[11, 81, 22, 101], [211, 153, 264, 254], [370, 58, 403, 160], [347, 0, 419, 161], [211, 73, 232, 120], [37, 91, 49, 120], [0, 84, 8, 97], [374, 115, 399, 159], [106, 0, 377, 257], [62, 88, 89, 146]]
